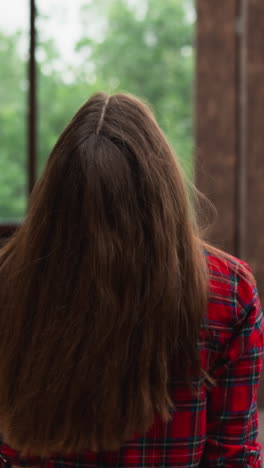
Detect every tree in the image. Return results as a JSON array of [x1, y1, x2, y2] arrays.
[[77, 0, 195, 173], [0, 32, 27, 221], [0, 0, 195, 220], [0, 32, 101, 219], [37, 38, 104, 175]]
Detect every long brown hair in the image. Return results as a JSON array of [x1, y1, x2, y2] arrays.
[[0, 93, 208, 456]]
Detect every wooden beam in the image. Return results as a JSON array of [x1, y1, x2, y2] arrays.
[[246, 0, 264, 407], [195, 0, 238, 254], [196, 0, 264, 408]]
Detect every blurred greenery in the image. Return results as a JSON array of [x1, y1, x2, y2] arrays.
[[0, 0, 195, 221], [0, 32, 27, 221]]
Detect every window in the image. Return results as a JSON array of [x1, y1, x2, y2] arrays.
[[0, 0, 196, 230], [0, 0, 29, 225]]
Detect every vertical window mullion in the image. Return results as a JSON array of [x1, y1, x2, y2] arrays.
[[28, 0, 37, 197]]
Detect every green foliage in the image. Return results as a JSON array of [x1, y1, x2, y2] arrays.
[[0, 32, 27, 221], [37, 37, 105, 175], [38, 76, 101, 177], [78, 0, 195, 171], [0, 0, 195, 221]]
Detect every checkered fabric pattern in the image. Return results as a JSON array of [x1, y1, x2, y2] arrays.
[[0, 251, 263, 467]]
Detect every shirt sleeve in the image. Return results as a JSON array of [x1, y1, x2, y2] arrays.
[[202, 275, 264, 467]]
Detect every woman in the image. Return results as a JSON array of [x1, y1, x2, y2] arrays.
[[0, 93, 263, 467]]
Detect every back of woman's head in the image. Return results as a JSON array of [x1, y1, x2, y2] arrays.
[[0, 92, 207, 456]]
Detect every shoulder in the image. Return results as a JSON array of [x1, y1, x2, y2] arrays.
[[206, 248, 257, 306], [201, 247, 264, 383], [204, 247, 260, 336]]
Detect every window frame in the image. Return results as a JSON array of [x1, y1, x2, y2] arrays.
[[0, 0, 36, 236]]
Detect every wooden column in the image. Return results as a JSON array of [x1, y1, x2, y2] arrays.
[[195, 0, 238, 255], [196, 0, 264, 406], [246, 0, 264, 408], [246, 0, 264, 294]]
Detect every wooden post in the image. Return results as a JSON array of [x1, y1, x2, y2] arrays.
[[246, 0, 264, 294], [195, 0, 238, 255], [195, 0, 264, 406], [246, 0, 264, 407]]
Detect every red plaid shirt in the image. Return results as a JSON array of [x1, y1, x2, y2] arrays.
[[0, 252, 263, 467]]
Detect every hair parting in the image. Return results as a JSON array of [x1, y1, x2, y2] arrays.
[[96, 95, 110, 135]]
